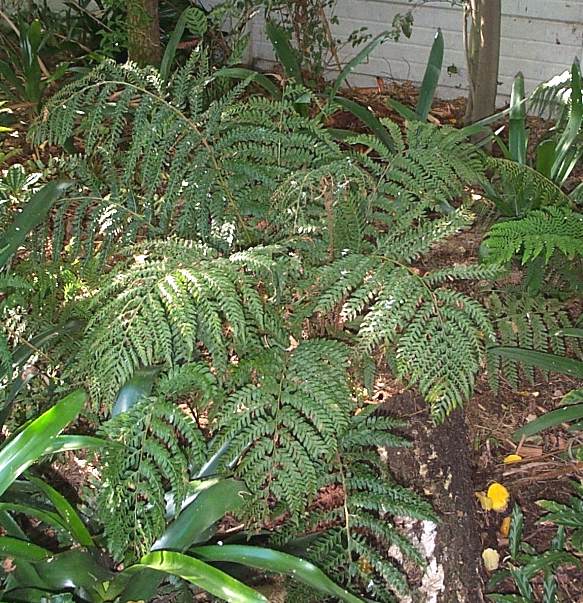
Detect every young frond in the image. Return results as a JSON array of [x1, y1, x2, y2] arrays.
[[97, 395, 207, 562], [212, 339, 353, 525], [483, 207, 583, 265]]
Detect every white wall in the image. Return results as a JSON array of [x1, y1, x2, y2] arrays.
[[248, 0, 583, 101]]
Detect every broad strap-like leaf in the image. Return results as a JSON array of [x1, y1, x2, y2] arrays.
[[0, 391, 86, 497]]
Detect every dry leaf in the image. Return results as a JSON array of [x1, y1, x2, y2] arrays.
[[500, 516, 511, 537]]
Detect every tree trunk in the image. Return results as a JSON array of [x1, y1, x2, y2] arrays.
[[464, 0, 502, 124], [127, 0, 162, 67]]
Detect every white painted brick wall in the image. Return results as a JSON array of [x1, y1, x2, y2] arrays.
[[248, 0, 583, 100]]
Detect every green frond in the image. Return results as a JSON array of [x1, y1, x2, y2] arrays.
[[275, 410, 434, 602], [97, 394, 207, 562], [486, 292, 581, 391], [77, 240, 283, 408], [484, 207, 583, 265], [313, 251, 495, 420], [212, 339, 353, 525], [488, 157, 572, 212]]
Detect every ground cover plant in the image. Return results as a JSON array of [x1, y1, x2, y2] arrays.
[[0, 2, 582, 602]]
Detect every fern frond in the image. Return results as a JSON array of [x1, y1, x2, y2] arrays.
[[312, 250, 496, 421], [276, 409, 435, 603], [212, 339, 353, 525], [97, 394, 207, 562], [486, 292, 581, 391], [488, 157, 572, 211], [484, 207, 583, 265], [78, 240, 283, 407]]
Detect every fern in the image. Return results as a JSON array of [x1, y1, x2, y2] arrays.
[[276, 408, 435, 602], [530, 68, 575, 120], [487, 157, 572, 214], [97, 363, 216, 562], [31, 56, 351, 260], [483, 206, 583, 266], [311, 209, 498, 422], [486, 292, 581, 391], [212, 339, 353, 525], [77, 240, 286, 407]]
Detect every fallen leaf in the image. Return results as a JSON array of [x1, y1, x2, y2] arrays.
[[475, 490, 493, 511], [482, 548, 500, 572]]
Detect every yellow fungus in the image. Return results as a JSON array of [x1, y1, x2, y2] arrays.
[[503, 454, 522, 464], [487, 482, 510, 512]]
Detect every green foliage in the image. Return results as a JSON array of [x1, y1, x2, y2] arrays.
[[486, 157, 571, 217], [483, 207, 583, 266], [486, 292, 580, 391], [77, 240, 284, 407], [311, 198, 497, 421], [488, 504, 579, 603], [97, 382, 210, 561], [213, 339, 353, 524], [538, 480, 583, 553], [31, 55, 349, 259], [276, 407, 435, 602]]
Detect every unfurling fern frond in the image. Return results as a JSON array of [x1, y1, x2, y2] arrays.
[[486, 292, 581, 391], [78, 240, 285, 407], [212, 339, 353, 525], [97, 392, 207, 562], [277, 408, 435, 603], [311, 210, 496, 421], [483, 207, 583, 266]]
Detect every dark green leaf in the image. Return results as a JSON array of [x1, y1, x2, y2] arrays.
[[0, 182, 71, 267], [416, 29, 444, 120], [333, 96, 395, 151], [192, 545, 365, 603], [330, 32, 389, 99]]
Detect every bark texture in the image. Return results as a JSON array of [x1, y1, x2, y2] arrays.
[[464, 0, 502, 124], [128, 0, 162, 67]]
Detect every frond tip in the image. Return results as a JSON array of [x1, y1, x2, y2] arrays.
[[483, 207, 583, 266]]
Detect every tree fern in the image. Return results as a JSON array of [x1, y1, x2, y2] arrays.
[[276, 408, 435, 603], [212, 339, 353, 525], [483, 206, 583, 266], [486, 291, 581, 391], [77, 240, 286, 407]]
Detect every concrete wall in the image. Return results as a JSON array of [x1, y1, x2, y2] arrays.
[[248, 0, 583, 100]]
